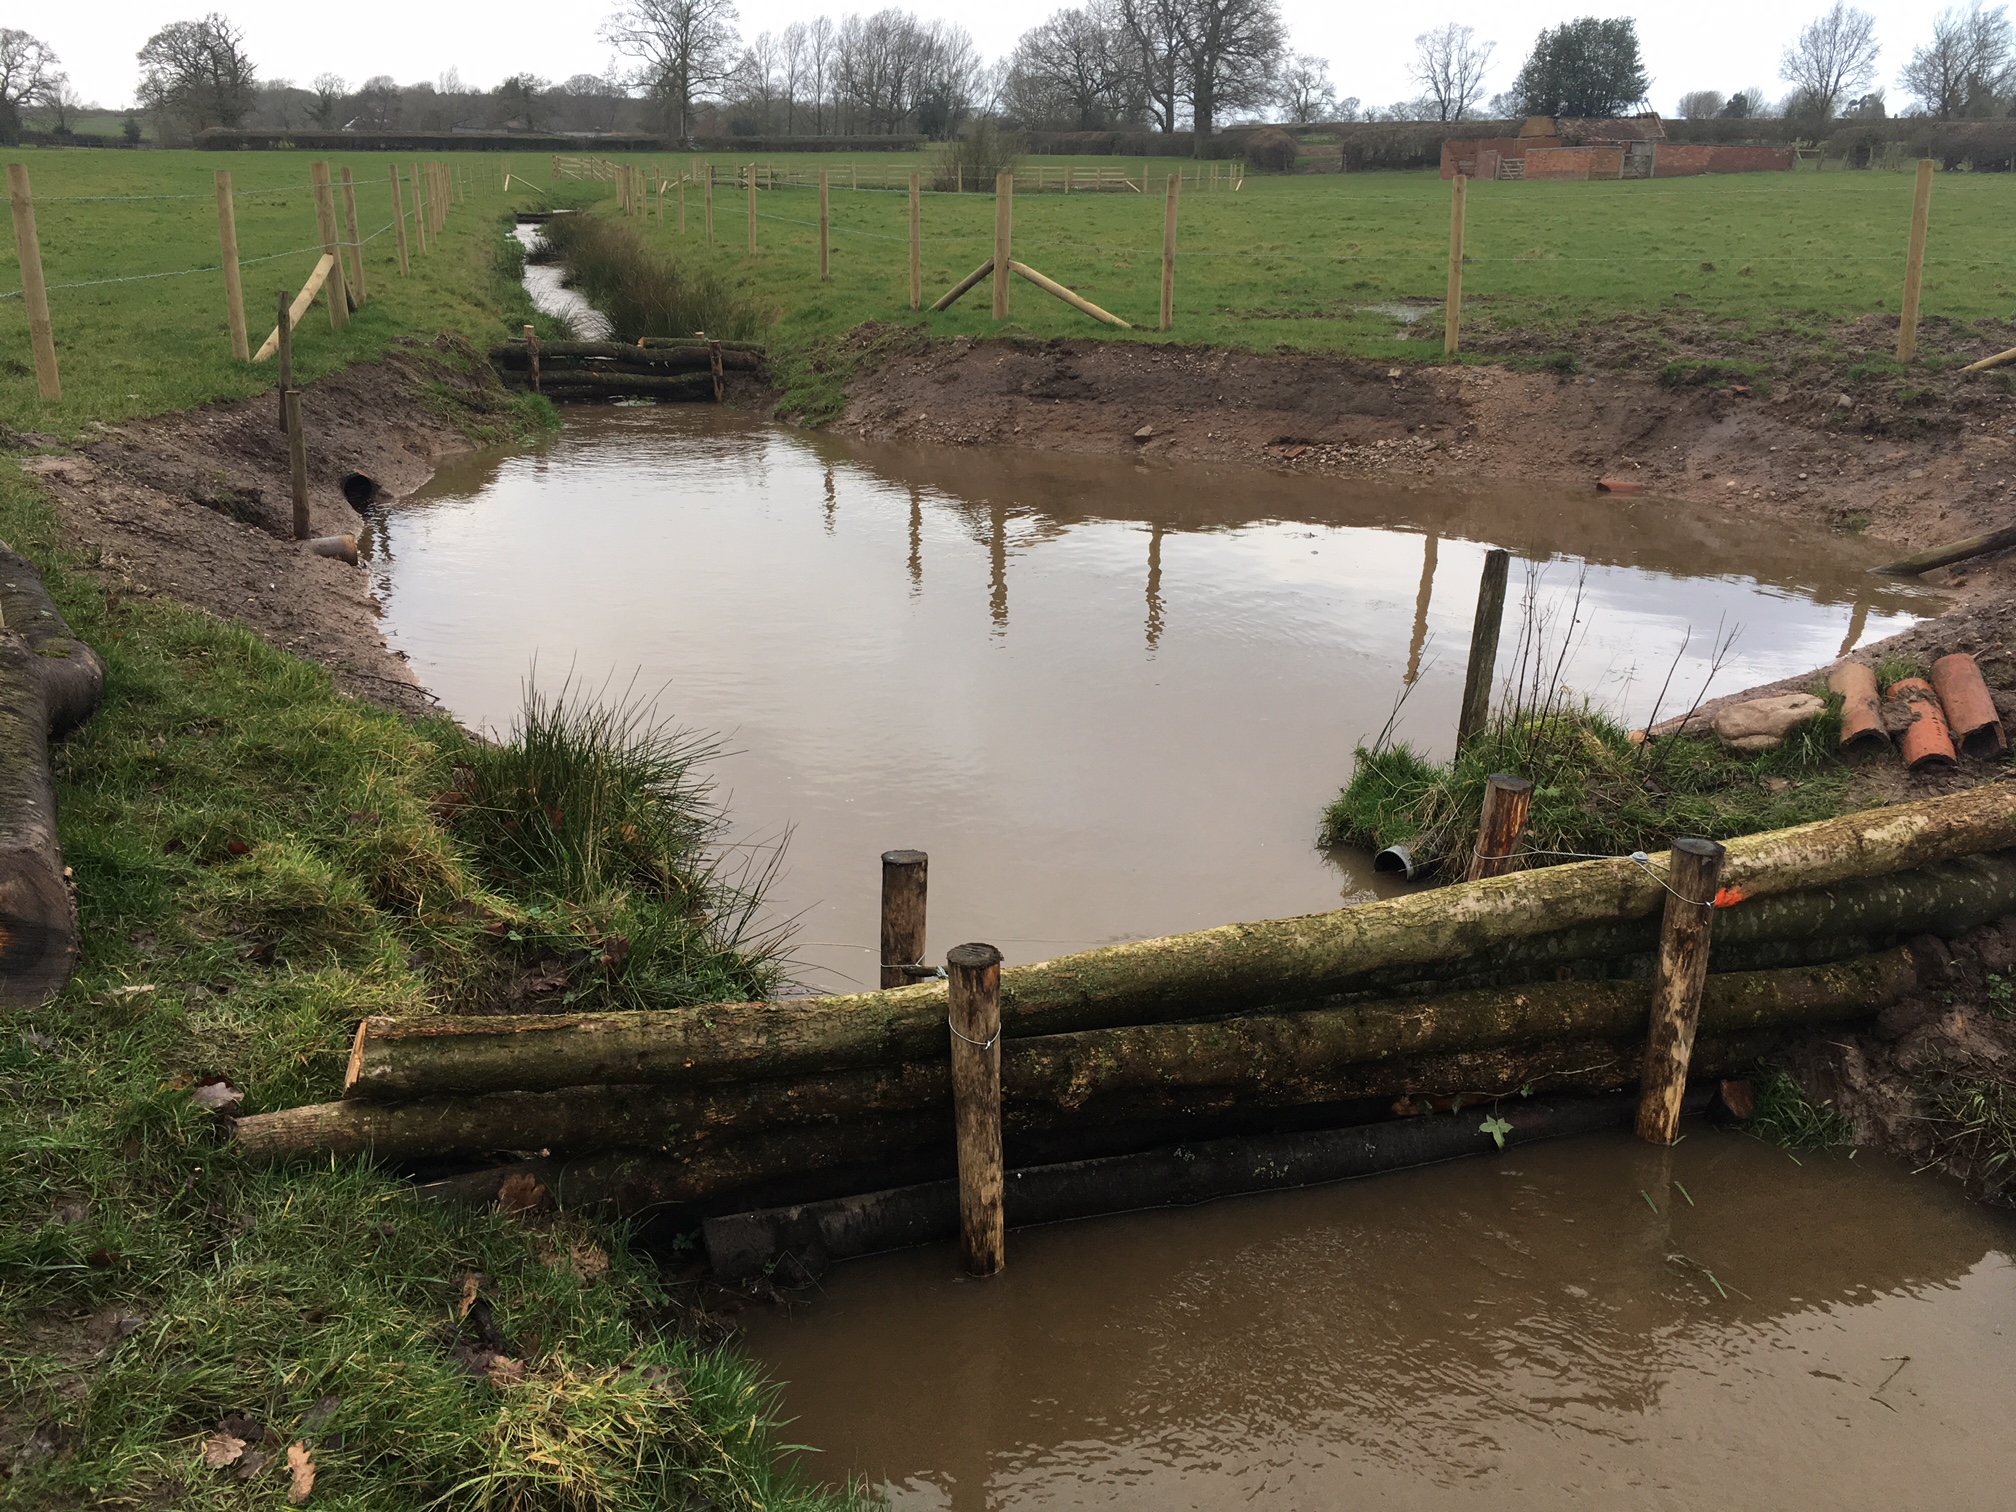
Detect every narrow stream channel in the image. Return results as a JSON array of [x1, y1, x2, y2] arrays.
[[369, 404, 2003, 1504], [375, 407, 1930, 992]]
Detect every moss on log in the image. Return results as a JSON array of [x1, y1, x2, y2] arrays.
[[0, 548, 106, 1007], [251, 954, 1911, 1161], [344, 786, 2016, 1099]]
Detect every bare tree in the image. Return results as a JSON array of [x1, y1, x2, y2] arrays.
[[806, 14, 837, 132], [1411, 23, 1495, 121], [1779, 2, 1880, 119], [1119, 0, 1186, 131], [136, 14, 258, 133], [307, 72, 347, 128], [1902, 2, 2016, 117], [1178, 0, 1286, 147], [1675, 88, 1725, 118], [731, 30, 780, 131], [779, 22, 808, 132], [0, 29, 62, 142], [1274, 52, 1336, 123], [1007, 3, 1144, 130], [602, 0, 741, 143]]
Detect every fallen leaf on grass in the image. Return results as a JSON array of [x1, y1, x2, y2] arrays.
[[299, 1394, 341, 1432], [496, 1173, 548, 1215], [569, 1242, 609, 1283], [200, 1432, 246, 1469], [485, 1355, 527, 1387], [235, 1448, 269, 1480], [191, 1077, 243, 1111], [457, 1272, 482, 1319], [286, 1440, 315, 1504]]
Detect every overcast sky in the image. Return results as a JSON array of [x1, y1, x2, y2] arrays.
[[47, 3, 1941, 117]]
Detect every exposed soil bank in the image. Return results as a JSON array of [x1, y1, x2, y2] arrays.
[[832, 320, 2016, 607], [11, 338, 541, 718]]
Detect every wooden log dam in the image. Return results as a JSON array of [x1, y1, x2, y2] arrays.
[[235, 784, 2016, 1215]]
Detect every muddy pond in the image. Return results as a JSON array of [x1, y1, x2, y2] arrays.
[[369, 407, 2009, 1505], [375, 407, 1929, 993]]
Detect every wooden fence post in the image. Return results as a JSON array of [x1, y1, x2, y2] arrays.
[[1466, 773, 1534, 881], [1444, 170, 1467, 356], [705, 167, 714, 244], [215, 169, 249, 361], [678, 175, 687, 234], [285, 389, 310, 540], [411, 161, 429, 254], [992, 172, 1013, 320], [1160, 170, 1180, 331], [7, 163, 60, 401], [909, 170, 922, 311], [390, 166, 411, 277], [1634, 838, 1728, 1144], [879, 849, 928, 988], [1456, 546, 1510, 749], [1897, 159, 1934, 363], [746, 163, 757, 255], [275, 289, 291, 432], [309, 162, 350, 330], [947, 942, 1005, 1276], [818, 168, 830, 281], [339, 167, 368, 306], [523, 322, 540, 394]]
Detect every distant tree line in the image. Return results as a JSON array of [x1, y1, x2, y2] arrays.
[[7, 4, 2015, 155]]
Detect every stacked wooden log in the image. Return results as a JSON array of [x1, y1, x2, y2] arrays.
[[489, 338, 765, 403], [232, 786, 2016, 1214], [1, 547, 106, 1007]]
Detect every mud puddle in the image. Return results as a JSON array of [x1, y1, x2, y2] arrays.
[[738, 1130, 2016, 1508], [373, 408, 1932, 991]]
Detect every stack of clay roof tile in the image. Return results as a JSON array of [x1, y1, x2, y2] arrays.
[[1830, 654, 2008, 770]]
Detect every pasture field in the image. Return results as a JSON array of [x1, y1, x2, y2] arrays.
[[0, 146, 2008, 433]]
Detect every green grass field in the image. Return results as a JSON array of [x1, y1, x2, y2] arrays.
[[2, 146, 2010, 434]]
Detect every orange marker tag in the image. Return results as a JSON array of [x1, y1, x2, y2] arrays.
[[1712, 887, 1748, 909]]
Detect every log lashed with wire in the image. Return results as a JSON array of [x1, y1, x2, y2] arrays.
[[227, 787, 2016, 1209]]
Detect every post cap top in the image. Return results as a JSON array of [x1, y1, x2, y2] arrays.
[[882, 849, 928, 866], [1672, 836, 1728, 858], [947, 942, 1003, 969]]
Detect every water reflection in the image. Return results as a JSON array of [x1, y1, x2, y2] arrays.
[[739, 1133, 2016, 1510], [376, 408, 1935, 991]]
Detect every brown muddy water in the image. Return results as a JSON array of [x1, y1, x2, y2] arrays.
[[738, 1131, 2016, 1508], [375, 407, 1930, 992]]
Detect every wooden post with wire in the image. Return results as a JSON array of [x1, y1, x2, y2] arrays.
[[285, 389, 310, 541], [1635, 838, 1728, 1144], [215, 170, 249, 361], [339, 167, 368, 306], [746, 163, 757, 255], [1897, 159, 1934, 363], [879, 849, 929, 988], [309, 162, 350, 330], [275, 289, 292, 432], [523, 323, 540, 394], [947, 941, 1005, 1276], [705, 166, 714, 244], [818, 168, 830, 281], [390, 165, 411, 277], [909, 170, 922, 310], [1466, 774, 1534, 882], [1160, 170, 1180, 331], [678, 175, 687, 234], [410, 162, 428, 254], [7, 164, 60, 401], [1456, 546, 1509, 749], [992, 172, 1013, 320], [1444, 170, 1467, 356]]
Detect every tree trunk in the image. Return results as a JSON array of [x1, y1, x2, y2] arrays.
[[0, 548, 106, 1008], [248, 953, 1913, 1162], [344, 788, 2016, 1100]]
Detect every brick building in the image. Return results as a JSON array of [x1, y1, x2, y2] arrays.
[[1440, 115, 1795, 181]]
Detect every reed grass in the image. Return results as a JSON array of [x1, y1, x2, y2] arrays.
[[1747, 1067, 1857, 1148], [531, 212, 757, 342]]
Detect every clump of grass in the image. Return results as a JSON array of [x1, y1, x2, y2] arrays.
[[1321, 571, 1850, 872], [533, 212, 758, 342], [433, 684, 788, 1011], [1747, 1067, 1856, 1148], [930, 118, 1022, 193], [1657, 358, 1768, 392], [1922, 1079, 2016, 1199]]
